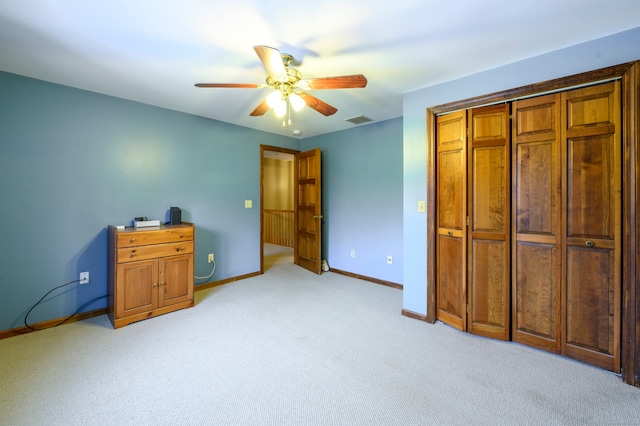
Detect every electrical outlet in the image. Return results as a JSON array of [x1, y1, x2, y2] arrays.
[[80, 271, 89, 284], [208, 253, 214, 263], [350, 250, 355, 258], [387, 255, 393, 265]]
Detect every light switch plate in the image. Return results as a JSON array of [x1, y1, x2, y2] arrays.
[[245, 200, 252, 208]]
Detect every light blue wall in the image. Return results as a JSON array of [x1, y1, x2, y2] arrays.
[[4, 26, 638, 332], [302, 118, 403, 285], [0, 72, 298, 330], [402, 26, 640, 316]]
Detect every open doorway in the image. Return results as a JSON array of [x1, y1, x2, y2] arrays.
[[261, 145, 298, 271]]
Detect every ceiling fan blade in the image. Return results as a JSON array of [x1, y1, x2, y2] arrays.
[[302, 74, 368, 90], [249, 98, 270, 116], [299, 92, 337, 116], [195, 83, 262, 88], [254, 45, 288, 82]]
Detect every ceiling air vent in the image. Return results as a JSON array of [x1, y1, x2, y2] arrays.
[[345, 115, 373, 125]]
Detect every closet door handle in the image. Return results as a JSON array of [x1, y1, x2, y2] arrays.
[[585, 240, 595, 247], [447, 231, 453, 236]]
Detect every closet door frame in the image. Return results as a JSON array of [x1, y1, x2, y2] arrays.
[[425, 61, 639, 387]]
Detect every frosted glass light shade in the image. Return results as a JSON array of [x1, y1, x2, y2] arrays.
[[266, 91, 284, 108], [274, 101, 287, 117], [289, 93, 305, 112]]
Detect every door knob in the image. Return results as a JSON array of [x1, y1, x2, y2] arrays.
[[585, 240, 595, 247]]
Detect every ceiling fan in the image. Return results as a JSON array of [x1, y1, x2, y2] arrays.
[[195, 45, 367, 123]]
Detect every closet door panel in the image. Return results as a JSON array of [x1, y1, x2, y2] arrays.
[[565, 246, 617, 366], [436, 110, 467, 331], [515, 141, 556, 235], [513, 241, 559, 351], [468, 105, 510, 340], [437, 233, 465, 329], [471, 239, 507, 331], [512, 94, 562, 353], [473, 146, 507, 232], [561, 82, 621, 372], [438, 150, 464, 230], [566, 135, 614, 239]]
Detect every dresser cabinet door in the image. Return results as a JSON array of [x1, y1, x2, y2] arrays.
[[159, 254, 194, 307], [116, 259, 158, 318]]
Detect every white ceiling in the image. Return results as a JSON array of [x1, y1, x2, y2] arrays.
[[1, 0, 639, 139]]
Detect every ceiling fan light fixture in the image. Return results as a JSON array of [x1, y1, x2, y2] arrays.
[[196, 46, 367, 121], [266, 90, 284, 108], [289, 93, 305, 112], [274, 101, 287, 118]]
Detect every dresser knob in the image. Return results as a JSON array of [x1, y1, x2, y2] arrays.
[[130, 238, 136, 243], [130, 250, 136, 258], [180, 234, 184, 238], [177, 246, 185, 252], [153, 283, 158, 287]]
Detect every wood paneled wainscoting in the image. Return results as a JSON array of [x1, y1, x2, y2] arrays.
[[425, 61, 640, 387], [263, 209, 294, 247]]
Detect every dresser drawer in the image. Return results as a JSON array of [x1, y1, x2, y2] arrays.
[[117, 226, 193, 248], [117, 241, 193, 263]]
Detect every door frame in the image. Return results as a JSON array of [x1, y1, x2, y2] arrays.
[[425, 61, 639, 386], [260, 144, 300, 274]]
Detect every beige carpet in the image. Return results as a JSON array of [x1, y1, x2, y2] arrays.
[[1, 244, 639, 425], [263, 242, 293, 270]]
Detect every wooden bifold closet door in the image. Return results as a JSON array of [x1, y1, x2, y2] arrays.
[[436, 110, 467, 332], [436, 104, 511, 340], [561, 82, 621, 371], [436, 81, 621, 372], [512, 93, 563, 354], [467, 105, 511, 340], [512, 81, 621, 372]]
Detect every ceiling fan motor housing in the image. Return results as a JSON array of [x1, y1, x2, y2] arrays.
[[266, 67, 303, 96]]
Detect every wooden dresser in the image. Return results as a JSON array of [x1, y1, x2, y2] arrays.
[[107, 223, 194, 328]]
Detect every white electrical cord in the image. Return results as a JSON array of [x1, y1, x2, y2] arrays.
[[194, 260, 216, 280]]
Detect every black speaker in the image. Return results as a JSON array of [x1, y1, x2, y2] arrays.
[[169, 207, 182, 225]]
